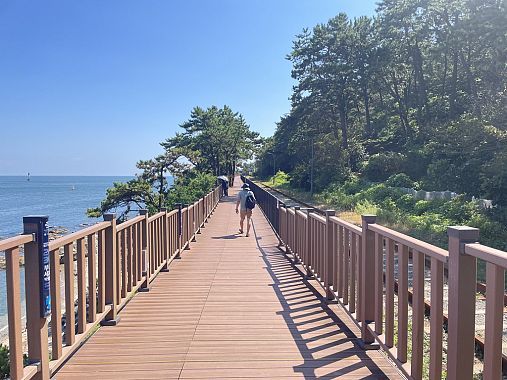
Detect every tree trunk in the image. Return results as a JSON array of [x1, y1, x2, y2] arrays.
[[158, 167, 164, 211], [449, 49, 459, 117], [339, 96, 349, 149], [363, 84, 371, 136]]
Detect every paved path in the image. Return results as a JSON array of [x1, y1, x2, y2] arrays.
[[54, 182, 403, 379]]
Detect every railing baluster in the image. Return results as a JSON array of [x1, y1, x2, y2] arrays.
[[337, 225, 344, 298], [121, 229, 127, 298], [350, 233, 357, 314], [305, 210, 312, 278], [397, 244, 408, 363], [76, 238, 86, 334], [357, 231, 363, 322], [115, 228, 121, 305], [127, 226, 133, 291], [411, 250, 424, 380], [325, 211, 335, 300], [103, 213, 119, 325], [139, 209, 150, 291], [87, 233, 97, 323], [385, 238, 395, 347], [374, 233, 383, 334], [97, 230, 106, 313], [5, 247, 23, 380], [50, 248, 62, 359], [429, 256, 443, 379], [483, 262, 504, 380], [343, 229, 350, 305], [64, 243, 75, 345], [132, 224, 138, 286]]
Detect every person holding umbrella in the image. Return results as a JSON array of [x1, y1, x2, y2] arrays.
[[218, 175, 229, 196], [236, 183, 256, 237]]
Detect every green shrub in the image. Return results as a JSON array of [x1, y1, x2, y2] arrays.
[[341, 176, 369, 195], [269, 170, 290, 187], [354, 200, 379, 216], [358, 183, 404, 204], [414, 200, 432, 215], [322, 188, 355, 210], [363, 152, 406, 182], [439, 196, 477, 224], [386, 173, 415, 188], [395, 194, 417, 212], [0, 344, 8, 379]]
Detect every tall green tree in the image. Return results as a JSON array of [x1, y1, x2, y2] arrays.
[[162, 105, 260, 184], [89, 105, 259, 220], [258, 0, 507, 200]]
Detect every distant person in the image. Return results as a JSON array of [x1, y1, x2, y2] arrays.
[[221, 179, 229, 196], [236, 183, 256, 237]]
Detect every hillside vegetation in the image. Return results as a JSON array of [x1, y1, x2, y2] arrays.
[[256, 0, 507, 249]]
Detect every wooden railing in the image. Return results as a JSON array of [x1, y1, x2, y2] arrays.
[[243, 176, 506, 380], [0, 185, 222, 380]]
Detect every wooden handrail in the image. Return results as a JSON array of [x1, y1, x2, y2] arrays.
[[329, 215, 362, 235], [116, 215, 144, 232], [369, 223, 448, 263], [0, 234, 34, 251], [147, 211, 165, 223], [48, 221, 110, 251], [465, 242, 507, 269]]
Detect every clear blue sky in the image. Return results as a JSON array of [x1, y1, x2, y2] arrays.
[[0, 0, 377, 175]]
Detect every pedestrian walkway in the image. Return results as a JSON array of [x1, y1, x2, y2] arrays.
[[53, 181, 403, 379]]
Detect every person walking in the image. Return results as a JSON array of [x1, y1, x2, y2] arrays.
[[221, 178, 229, 196], [236, 183, 256, 237]]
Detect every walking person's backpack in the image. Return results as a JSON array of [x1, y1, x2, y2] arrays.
[[245, 192, 256, 210]]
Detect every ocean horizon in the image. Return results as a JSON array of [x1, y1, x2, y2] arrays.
[[0, 175, 135, 239], [0, 175, 144, 333]]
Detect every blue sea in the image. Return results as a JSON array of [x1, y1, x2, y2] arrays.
[[0, 176, 134, 239], [0, 176, 133, 334]]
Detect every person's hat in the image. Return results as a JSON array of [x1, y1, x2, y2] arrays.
[[241, 183, 250, 189]]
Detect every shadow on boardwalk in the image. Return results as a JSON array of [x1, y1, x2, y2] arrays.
[[252, 220, 400, 379]]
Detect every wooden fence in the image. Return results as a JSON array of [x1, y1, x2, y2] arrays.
[[0, 186, 222, 380], [243, 176, 506, 380]]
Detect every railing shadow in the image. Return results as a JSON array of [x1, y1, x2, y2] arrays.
[[251, 221, 392, 379], [211, 234, 240, 240]]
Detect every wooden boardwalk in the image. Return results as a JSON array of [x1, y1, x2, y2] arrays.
[[53, 183, 404, 379]]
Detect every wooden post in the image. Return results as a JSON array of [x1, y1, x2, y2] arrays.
[[101, 213, 120, 325], [139, 209, 150, 292], [87, 234, 97, 323], [23, 216, 50, 380], [175, 204, 182, 259], [293, 206, 300, 264], [360, 215, 378, 348], [184, 204, 191, 249], [279, 202, 287, 251], [161, 208, 170, 272], [191, 203, 197, 242], [447, 226, 479, 380], [305, 209, 314, 279], [325, 210, 336, 301]]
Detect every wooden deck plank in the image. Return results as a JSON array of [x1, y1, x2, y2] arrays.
[[53, 181, 404, 380]]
